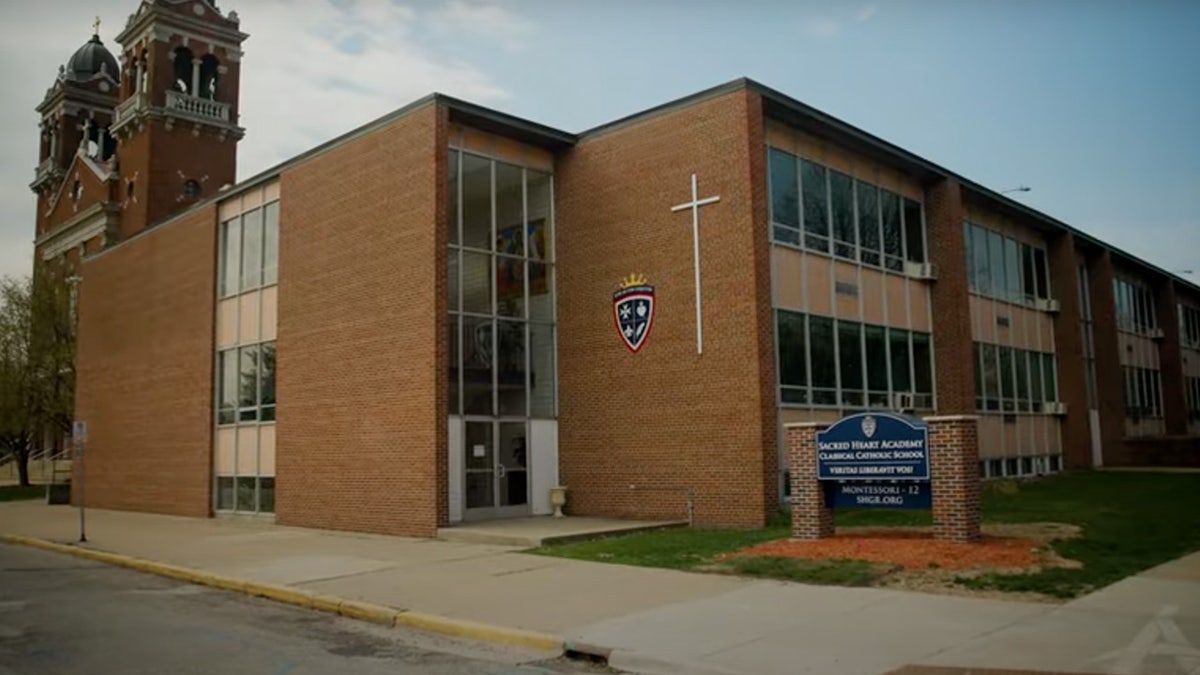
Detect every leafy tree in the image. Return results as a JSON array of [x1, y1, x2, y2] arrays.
[[0, 262, 76, 487]]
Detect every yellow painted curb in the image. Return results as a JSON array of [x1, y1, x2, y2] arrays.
[[395, 610, 562, 653], [337, 599, 401, 626], [309, 594, 345, 615], [243, 581, 316, 609], [2, 534, 565, 655]]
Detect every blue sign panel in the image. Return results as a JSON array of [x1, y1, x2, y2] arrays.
[[816, 412, 929, 481], [824, 481, 932, 509]]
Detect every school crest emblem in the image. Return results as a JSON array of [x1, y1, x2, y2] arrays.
[[861, 415, 877, 439], [613, 274, 655, 353]]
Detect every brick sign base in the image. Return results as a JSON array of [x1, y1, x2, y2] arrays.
[[787, 416, 981, 543]]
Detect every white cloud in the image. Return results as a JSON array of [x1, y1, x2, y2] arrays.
[[857, 5, 879, 22], [0, 0, 515, 280]]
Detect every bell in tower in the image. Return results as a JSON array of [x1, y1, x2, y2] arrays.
[[110, 0, 247, 239]]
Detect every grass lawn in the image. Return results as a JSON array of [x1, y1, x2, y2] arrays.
[[529, 471, 1200, 597], [0, 485, 46, 502]]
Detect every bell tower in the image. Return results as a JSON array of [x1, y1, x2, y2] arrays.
[[111, 0, 246, 238]]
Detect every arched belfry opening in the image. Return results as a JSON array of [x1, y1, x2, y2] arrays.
[[172, 46, 194, 94], [199, 54, 220, 100]]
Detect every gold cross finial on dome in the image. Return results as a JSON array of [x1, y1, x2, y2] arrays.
[[93, 16, 101, 36]]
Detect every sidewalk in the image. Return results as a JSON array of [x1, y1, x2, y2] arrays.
[[3, 502, 1197, 675]]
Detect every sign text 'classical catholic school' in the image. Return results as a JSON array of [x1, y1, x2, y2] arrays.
[[815, 413, 930, 481]]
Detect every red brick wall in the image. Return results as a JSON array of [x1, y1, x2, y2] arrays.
[[925, 179, 974, 414], [73, 204, 218, 517], [555, 88, 776, 527], [274, 103, 445, 538], [928, 416, 981, 542], [1156, 279, 1187, 435], [786, 424, 833, 539], [1087, 250, 1126, 463], [1048, 231, 1092, 468], [116, 125, 237, 239]]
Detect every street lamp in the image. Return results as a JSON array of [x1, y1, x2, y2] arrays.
[[1000, 186, 1031, 195]]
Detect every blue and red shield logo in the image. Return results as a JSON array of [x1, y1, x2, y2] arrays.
[[613, 275, 655, 353]]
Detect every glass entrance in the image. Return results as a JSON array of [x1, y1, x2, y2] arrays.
[[464, 420, 529, 519]]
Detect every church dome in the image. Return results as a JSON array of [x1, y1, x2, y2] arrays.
[[65, 34, 120, 83]]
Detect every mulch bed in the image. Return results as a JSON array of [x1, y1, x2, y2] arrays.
[[722, 530, 1046, 571]]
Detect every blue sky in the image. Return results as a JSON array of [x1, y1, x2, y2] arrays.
[[2, 0, 1197, 281]]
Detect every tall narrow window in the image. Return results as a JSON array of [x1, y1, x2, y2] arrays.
[[830, 171, 856, 260], [889, 328, 911, 392], [1004, 237, 1021, 302], [1021, 245, 1036, 304], [809, 316, 836, 404], [838, 321, 863, 406], [769, 149, 800, 244], [989, 231, 1006, 301], [1014, 349, 1030, 412], [972, 342, 983, 398], [218, 349, 237, 424], [856, 181, 880, 267], [1029, 353, 1044, 409], [865, 325, 888, 398], [903, 198, 924, 263], [1042, 353, 1057, 402], [260, 342, 276, 421], [240, 208, 263, 291], [461, 153, 491, 251], [981, 343, 999, 410], [262, 201, 279, 285], [238, 344, 259, 422], [998, 346, 1014, 411], [220, 217, 241, 296], [971, 225, 990, 295], [1033, 248, 1048, 299], [912, 332, 933, 394], [881, 191, 903, 271], [777, 311, 808, 403], [448, 150, 460, 246], [801, 160, 829, 252]]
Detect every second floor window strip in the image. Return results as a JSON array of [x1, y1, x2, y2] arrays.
[[963, 221, 1050, 304], [769, 147, 925, 271]]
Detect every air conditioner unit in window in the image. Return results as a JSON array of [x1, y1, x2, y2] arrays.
[[1034, 298, 1061, 313], [1043, 401, 1068, 416], [904, 262, 938, 280], [1149, 328, 1165, 340], [891, 392, 916, 412]]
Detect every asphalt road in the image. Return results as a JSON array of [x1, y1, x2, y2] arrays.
[[0, 543, 616, 675]]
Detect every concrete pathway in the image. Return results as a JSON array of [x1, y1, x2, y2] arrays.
[[2, 502, 1196, 675]]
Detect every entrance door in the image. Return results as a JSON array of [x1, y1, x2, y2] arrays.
[[464, 420, 530, 520]]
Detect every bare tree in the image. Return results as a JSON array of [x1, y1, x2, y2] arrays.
[[0, 263, 76, 487]]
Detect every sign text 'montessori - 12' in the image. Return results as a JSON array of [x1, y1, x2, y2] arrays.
[[815, 413, 929, 481]]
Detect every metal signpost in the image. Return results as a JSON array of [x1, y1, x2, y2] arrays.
[[72, 420, 87, 543], [816, 412, 930, 510]]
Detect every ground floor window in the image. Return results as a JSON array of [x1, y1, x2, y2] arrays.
[[776, 309, 933, 410], [214, 339, 276, 514], [1123, 366, 1163, 420], [980, 455, 1061, 479], [973, 341, 1057, 413]]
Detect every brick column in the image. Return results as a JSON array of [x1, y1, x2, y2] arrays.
[[1156, 279, 1187, 435], [786, 423, 833, 540], [927, 416, 981, 542], [1048, 231, 1092, 468], [925, 178, 974, 414], [1088, 250, 1126, 463]]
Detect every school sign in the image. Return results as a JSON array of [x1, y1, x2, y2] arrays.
[[815, 413, 929, 480]]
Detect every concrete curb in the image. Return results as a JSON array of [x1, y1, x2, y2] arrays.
[[0, 534, 565, 654]]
